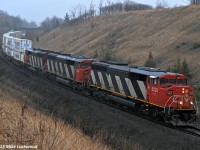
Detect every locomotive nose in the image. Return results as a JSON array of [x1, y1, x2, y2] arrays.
[[175, 86, 194, 109]]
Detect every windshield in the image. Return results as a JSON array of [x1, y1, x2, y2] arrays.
[[160, 78, 187, 86]]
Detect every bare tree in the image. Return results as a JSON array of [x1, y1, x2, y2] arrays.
[[189, 0, 200, 5], [89, 1, 95, 17], [83, 5, 87, 20], [99, 0, 104, 15], [70, 6, 77, 19], [107, 0, 112, 14], [40, 16, 63, 31], [78, 4, 83, 18], [156, 0, 168, 9]]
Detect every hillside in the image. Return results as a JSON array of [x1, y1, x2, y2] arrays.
[[0, 89, 109, 150], [33, 6, 200, 84]]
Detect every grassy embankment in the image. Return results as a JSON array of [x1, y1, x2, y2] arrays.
[[0, 88, 110, 150]]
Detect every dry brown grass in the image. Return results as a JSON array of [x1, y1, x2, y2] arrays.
[[0, 89, 110, 150], [34, 6, 200, 84]]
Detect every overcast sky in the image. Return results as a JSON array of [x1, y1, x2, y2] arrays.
[[1, 0, 187, 25]]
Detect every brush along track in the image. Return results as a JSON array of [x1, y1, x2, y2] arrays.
[[0, 50, 200, 139]]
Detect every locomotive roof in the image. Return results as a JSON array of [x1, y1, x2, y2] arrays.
[[26, 49, 47, 55], [100, 60, 128, 66], [92, 61, 178, 77], [130, 67, 166, 77], [47, 52, 94, 62]]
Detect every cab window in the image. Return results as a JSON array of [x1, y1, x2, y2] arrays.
[[148, 78, 150, 83], [160, 78, 187, 86], [178, 79, 187, 85], [160, 78, 168, 85], [151, 78, 158, 86], [182, 79, 187, 85], [177, 79, 182, 85], [169, 79, 176, 84]]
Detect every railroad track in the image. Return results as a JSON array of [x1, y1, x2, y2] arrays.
[[177, 125, 200, 137], [1, 50, 200, 138]]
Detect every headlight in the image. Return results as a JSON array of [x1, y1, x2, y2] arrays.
[[190, 101, 194, 105], [182, 88, 185, 94], [179, 101, 183, 105]]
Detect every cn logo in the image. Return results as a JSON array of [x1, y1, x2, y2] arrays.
[[152, 87, 158, 92]]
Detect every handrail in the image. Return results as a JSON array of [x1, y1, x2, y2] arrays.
[[82, 74, 91, 88], [194, 97, 199, 115], [164, 96, 173, 114], [164, 95, 181, 114]]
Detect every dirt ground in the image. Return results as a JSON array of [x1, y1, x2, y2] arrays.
[[0, 54, 200, 150]]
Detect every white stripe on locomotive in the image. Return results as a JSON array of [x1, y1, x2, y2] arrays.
[[31, 56, 35, 67], [70, 65, 74, 77], [35, 56, 38, 67], [115, 75, 125, 95], [29, 55, 32, 66], [91, 70, 96, 85], [51, 60, 55, 73], [98, 71, 106, 89], [107, 74, 115, 91], [37, 57, 40, 68], [59, 63, 64, 76], [137, 80, 146, 99], [55, 62, 59, 75], [34, 56, 37, 67], [40, 58, 42, 68], [32, 55, 35, 67], [125, 78, 137, 98], [64, 64, 70, 78], [30, 55, 33, 66], [47, 60, 50, 71], [57, 62, 61, 75]]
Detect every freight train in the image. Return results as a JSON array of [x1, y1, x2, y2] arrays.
[[2, 31, 198, 125]]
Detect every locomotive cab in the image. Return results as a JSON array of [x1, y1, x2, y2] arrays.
[[74, 60, 94, 84], [147, 73, 197, 123]]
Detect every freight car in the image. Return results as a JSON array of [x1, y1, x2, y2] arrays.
[[2, 31, 32, 63], [2, 31, 198, 125]]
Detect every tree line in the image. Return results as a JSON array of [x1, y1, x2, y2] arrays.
[[40, 0, 200, 31], [40, 16, 63, 32], [189, 0, 200, 5], [39, 0, 153, 31], [0, 10, 37, 29], [63, 0, 153, 25], [144, 51, 192, 79]]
